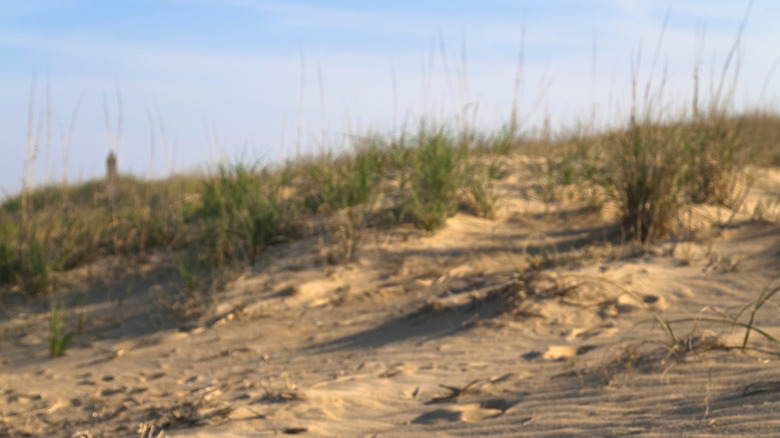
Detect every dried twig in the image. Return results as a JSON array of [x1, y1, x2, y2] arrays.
[[429, 379, 482, 403]]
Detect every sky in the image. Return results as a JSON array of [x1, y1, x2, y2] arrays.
[[2, 0, 779, 196]]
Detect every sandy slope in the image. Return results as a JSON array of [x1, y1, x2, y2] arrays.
[[1, 157, 779, 437]]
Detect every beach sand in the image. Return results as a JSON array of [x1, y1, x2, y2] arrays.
[[2, 156, 779, 437]]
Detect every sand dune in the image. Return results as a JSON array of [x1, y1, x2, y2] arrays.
[[1, 157, 779, 437]]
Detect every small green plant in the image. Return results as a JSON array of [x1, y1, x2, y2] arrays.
[[653, 314, 680, 355], [49, 300, 74, 357]]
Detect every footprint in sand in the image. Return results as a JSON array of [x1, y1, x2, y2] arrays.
[[99, 386, 125, 397], [138, 371, 166, 382], [411, 408, 462, 425], [615, 293, 668, 312], [411, 398, 514, 425], [523, 344, 598, 361]]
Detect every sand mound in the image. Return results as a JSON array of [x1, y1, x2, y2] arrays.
[[2, 162, 780, 437]]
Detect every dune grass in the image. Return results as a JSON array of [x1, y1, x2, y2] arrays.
[[405, 127, 465, 230], [1, 111, 779, 300], [199, 162, 291, 268], [0, 121, 502, 297], [541, 110, 772, 242]]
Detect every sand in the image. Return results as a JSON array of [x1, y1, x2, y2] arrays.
[[1, 156, 779, 437]]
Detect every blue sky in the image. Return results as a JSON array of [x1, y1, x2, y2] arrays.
[[2, 0, 779, 195]]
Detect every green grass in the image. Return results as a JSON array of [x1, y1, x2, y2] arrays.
[[1, 111, 779, 300], [0, 123, 465, 297], [302, 142, 386, 213], [540, 111, 771, 242], [405, 127, 465, 231], [200, 161, 291, 268]]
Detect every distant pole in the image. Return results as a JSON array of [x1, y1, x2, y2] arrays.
[[107, 150, 119, 254]]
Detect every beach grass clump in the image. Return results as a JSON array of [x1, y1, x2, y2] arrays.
[[2, 102, 778, 300], [603, 109, 768, 241], [541, 110, 765, 243], [460, 173, 499, 220], [1, 193, 73, 295], [0, 173, 201, 295], [199, 161, 291, 268], [459, 157, 500, 220], [303, 141, 385, 213], [681, 114, 752, 206], [107, 176, 190, 254], [604, 121, 690, 242], [405, 127, 465, 231]]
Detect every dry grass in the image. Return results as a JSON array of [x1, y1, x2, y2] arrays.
[[0, 122, 509, 300], [3, 112, 779, 302], [539, 112, 778, 243]]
